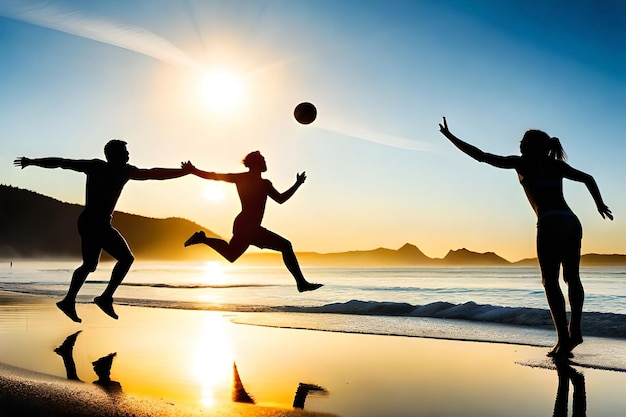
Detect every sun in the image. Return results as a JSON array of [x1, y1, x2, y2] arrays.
[[201, 70, 244, 111], [203, 183, 225, 202]]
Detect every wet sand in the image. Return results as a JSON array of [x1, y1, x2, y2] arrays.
[[1, 291, 625, 416]]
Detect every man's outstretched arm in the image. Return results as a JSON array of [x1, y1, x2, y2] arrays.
[[14, 157, 92, 172], [129, 161, 194, 180]]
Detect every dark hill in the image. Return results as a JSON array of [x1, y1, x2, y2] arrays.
[[0, 185, 220, 260]]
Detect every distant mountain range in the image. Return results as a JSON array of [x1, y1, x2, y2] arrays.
[[2, 185, 625, 267]]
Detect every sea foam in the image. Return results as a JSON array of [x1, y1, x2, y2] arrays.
[[275, 300, 626, 339]]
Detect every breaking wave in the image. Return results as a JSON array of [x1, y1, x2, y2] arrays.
[[104, 298, 626, 340], [271, 300, 626, 339]]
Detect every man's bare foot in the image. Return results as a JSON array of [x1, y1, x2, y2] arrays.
[[298, 282, 323, 293], [184, 231, 206, 247], [94, 296, 118, 320], [56, 300, 82, 323]]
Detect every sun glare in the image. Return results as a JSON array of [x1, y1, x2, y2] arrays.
[[201, 70, 244, 111], [202, 261, 226, 282], [192, 313, 234, 408], [203, 184, 225, 202]]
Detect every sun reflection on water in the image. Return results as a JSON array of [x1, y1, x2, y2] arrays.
[[202, 261, 227, 284], [192, 312, 234, 408]]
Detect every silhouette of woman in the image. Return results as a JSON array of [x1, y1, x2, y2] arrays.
[[184, 151, 322, 292], [439, 117, 613, 357]]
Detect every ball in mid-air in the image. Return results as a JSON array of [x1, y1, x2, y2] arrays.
[[294, 102, 317, 125]]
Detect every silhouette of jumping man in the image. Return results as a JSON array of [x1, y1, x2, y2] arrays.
[[439, 117, 612, 358], [14, 140, 193, 322], [184, 151, 322, 292]]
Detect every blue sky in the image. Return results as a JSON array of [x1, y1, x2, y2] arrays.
[[1, 0, 624, 261]]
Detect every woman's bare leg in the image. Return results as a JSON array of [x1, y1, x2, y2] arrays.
[[563, 250, 584, 349], [539, 253, 571, 357]]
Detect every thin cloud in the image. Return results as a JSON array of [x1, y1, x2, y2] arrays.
[[316, 120, 430, 152], [0, 0, 198, 70]]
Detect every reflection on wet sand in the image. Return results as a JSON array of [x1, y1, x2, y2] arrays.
[[55, 331, 328, 413], [232, 362, 255, 404], [54, 331, 122, 396], [92, 353, 122, 395], [553, 359, 586, 417], [54, 331, 81, 381], [293, 383, 328, 409], [233, 361, 328, 411]]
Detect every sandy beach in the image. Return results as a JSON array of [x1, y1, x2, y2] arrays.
[[1, 291, 625, 416]]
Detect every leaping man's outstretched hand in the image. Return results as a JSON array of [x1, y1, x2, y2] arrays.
[[14, 157, 29, 169], [181, 160, 195, 174]]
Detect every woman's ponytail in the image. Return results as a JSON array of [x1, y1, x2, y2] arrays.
[[548, 137, 567, 161]]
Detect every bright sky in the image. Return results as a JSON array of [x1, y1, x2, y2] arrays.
[[1, 0, 624, 262]]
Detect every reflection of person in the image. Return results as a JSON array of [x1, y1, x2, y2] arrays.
[[553, 359, 586, 417], [92, 353, 122, 395], [184, 151, 322, 292], [54, 331, 122, 395], [54, 331, 82, 381], [232, 361, 327, 410], [292, 383, 328, 409], [232, 362, 255, 404], [15, 140, 193, 322], [439, 117, 613, 357]]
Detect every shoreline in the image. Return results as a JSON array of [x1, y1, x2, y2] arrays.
[[3, 288, 626, 348], [1, 292, 626, 416]]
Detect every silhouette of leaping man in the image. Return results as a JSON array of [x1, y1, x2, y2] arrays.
[[15, 140, 193, 322], [184, 151, 322, 292], [439, 117, 612, 358]]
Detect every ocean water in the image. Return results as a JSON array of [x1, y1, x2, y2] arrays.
[[1, 260, 626, 369]]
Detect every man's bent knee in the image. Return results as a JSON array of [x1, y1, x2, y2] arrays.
[[79, 262, 98, 273], [125, 254, 135, 266], [279, 240, 294, 253], [225, 253, 242, 263], [116, 253, 134, 267]]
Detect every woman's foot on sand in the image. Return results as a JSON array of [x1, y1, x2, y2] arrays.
[[184, 231, 206, 247], [297, 282, 323, 293], [569, 331, 584, 351], [56, 299, 81, 323], [94, 296, 118, 320], [547, 343, 573, 358]]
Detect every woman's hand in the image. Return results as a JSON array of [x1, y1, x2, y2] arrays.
[[439, 117, 453, 139], [598, 203, 614, 220]]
